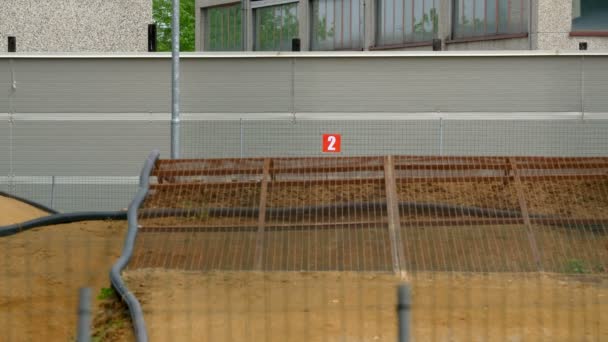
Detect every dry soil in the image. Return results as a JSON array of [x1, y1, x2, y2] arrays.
[[0, 196, 47, 225], [124, 269, 608, 342], [0, 196, 132, 342]]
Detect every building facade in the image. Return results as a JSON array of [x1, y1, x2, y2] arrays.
[[1, 0, 152, 52], [195, 0, 608, 51]]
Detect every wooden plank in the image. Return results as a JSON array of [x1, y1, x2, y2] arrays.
[[138, 217, 608, 233], [149, 173, 608, 190], [157, 156, 608, 164], [509, 158, 543, 271], [154, 156, 608, 178], [384, 156, 407, 279], [398, 156, 608, 163], [402, 217, 608, 227], [398, 161, 608, 170], [530, 217, 608, 226], [254, 158, 271, 270], [150, 181, 261, 189], [401, 217, 524, 227], [515, 162, 608, 170], [155, 161, 509, 177], [157, 157, 266, 164], [153, 167, 263, 177], [139, 220, 386, 232], [139, 226, 257, 233], [395, 163, 509, 170], [513, 174, 606, 181], [266, 220, 387, 229]]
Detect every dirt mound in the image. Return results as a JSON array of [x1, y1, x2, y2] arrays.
[[0, 220, 133, 341], [124, 270, 608, 342], [0, 196, 48, 225]]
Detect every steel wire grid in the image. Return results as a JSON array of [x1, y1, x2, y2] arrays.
[[130, 155, 608, 275]]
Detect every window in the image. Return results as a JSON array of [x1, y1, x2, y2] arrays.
[[572, 0, 608, 32], [311, 0, 364, 50], [452, 0, 528, 40], [205, 3, 242, 51], [376, 0, 439, 47], [254, 2, 299, 51]]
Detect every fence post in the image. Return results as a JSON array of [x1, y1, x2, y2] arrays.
[[438, 117, 444, 156], [580, 55, 585, 121], [240, 118, 244, 158], [170, 0, 181, 159], [50, 175, 56, 209], [397, 284, 411, 342], [76, 287, 92, 342]]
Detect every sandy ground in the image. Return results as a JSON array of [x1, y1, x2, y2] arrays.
[[125, 269, 608, 342], [0, 196, 47, 225], [0, 197, 131, 342]]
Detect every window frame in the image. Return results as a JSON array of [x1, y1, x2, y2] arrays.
[[570, 0, 608, 36], [450, 0, 529, 42]]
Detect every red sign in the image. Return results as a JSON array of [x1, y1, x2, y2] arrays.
[[322, 134, 341, 153]]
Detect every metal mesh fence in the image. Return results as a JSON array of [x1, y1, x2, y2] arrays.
[[130, 155, 608, 273], [2, 53, 608, 341], [123, 153, 608, 341], [181, 119, 608, 158], [2, 119, 608, 341], [2, 119, 608, 212]]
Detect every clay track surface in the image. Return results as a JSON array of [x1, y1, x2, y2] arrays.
[[124, 270, 608, 342], [1, 196, 131, 342]]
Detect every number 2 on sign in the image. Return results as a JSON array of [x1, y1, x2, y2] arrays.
[[322, 134, 341, 153]]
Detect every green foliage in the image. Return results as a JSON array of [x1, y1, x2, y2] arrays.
[[97, 287, 116, 301], [153, 0, 196, 52], [563, 259, 588, 274]]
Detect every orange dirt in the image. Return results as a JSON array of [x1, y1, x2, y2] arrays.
[[0, 196, 48, 225], [124, 270, 608, 342], [0, 209, 132, 341], [142, 179, 608, 223], [130, 224, 608, 273]]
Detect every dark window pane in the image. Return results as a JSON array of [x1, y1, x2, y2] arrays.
[[205, 4, 242, 51], [572, 0, 608, 31], [254, 2, 299, 51], [453, 0, 528, 39], [312, 0, 364, 50], [376, 0, 439, 46]]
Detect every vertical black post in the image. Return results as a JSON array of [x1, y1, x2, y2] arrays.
[[8, 36, 16, 52], [148, 24, 157, 52], [397, 284, 411, 342], [76, 288, 92, 342], [432, 38, 442, 51], [292, 38, 301, 52]]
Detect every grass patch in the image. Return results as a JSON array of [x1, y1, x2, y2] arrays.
[[97, 287, 115, 301], [564, 259, 589, 274], [92, 285, 132, 342]]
